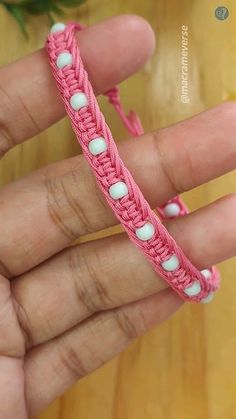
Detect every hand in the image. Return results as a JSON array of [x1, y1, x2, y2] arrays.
[[0, 14, 235, 418]]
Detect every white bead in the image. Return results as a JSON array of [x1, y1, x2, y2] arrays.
[[201, 292, 214, 304], [56, 52, 72, 69], [70, 93, 88, 110], [184, 280, 201, 297], [50, 23, 66, 34], [88, 137, 107, 155], [135, 222, 155, 241], [201, 269, 212, 280], [109, 181, 128, 200], [163, 203, 181, 218], [161, 254, 180, 272]]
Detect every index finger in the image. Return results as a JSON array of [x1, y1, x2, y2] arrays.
[[0, 15, 155, 156]]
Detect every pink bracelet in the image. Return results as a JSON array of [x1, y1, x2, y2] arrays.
[[46, 22, 220, 303]]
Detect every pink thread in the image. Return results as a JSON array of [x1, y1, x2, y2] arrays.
[[46, 22, 220, 302], [105, 87, 144, 136]]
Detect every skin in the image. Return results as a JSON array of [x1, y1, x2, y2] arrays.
[[0, 14, 235, 418]]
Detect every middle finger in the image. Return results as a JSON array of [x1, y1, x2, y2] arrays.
[[0, 101, 236, 276]]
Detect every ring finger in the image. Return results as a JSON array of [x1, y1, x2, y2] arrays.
[[12, 192, 236, 348]]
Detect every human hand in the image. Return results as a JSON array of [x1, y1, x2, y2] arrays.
[[0, 15, 235, 418]]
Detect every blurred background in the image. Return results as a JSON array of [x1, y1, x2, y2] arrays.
[[0, 0, 236, 418]]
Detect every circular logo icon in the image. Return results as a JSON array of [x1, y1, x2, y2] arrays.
[[215, 6, 229, 20]]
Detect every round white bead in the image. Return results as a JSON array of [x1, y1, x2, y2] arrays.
[[161, 254, 180, 272], [109, 181, 128, 200], [184, 280, 201, 297], [201, 269, 212, 280], [135, 222, 155, 241], [88, 137, 107, 155], [56, 52, 72, 69], [50, 22, 66, 34], [163, 203, 181, 218], [201, 292, 214, 304], [70, 93, 88, 110]]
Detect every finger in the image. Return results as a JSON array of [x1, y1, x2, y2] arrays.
[[0, 357, 27, 419], [1, 101, 236, 276], [12, 194, 236, 348], [25, 289, 182, 416], [0, 15, 155, 156]]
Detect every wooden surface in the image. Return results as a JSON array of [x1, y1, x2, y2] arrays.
[[0, 1, 236, 418]]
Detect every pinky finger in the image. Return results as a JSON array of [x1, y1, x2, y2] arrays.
[[25, 289, 182, 416]]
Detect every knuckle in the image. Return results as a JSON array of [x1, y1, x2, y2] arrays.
[[177, 143, 198, 191], [113, 304, 147, 341], [0, 257, 13, 278], [0, 116, 15, 159], [57, 316, 107, 380], [57, 341, 89, 381], [0, 76, 41, 158], [68, 245, 113, 315], [151, 130, 182, 196], [12, 293, 33, 349], [0, 126, 13, 158], [44, 162, 94, 241], [0, 80, 15, 157]]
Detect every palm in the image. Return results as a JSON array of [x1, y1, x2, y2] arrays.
[[0, 15, 235, 419]]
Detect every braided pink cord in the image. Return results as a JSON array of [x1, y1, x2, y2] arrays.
[[46, 22, 220, 302], [104, 87, 190, 220], [104, 88, 190, 220]]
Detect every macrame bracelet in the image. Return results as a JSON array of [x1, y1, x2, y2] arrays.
[[46, 22, 220, 303]]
